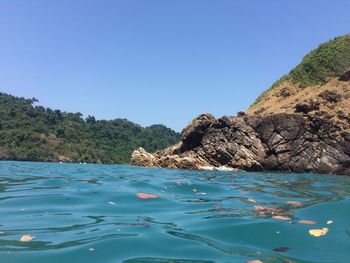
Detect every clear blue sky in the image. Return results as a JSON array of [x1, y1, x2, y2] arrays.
[[0, 0, 349, 131]]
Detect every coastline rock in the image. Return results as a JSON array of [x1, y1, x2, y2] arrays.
[[131, 147, 160, 167], [131, 112, 350, 176], [58, 155, 73, 163], [180, 113, 215, 152]]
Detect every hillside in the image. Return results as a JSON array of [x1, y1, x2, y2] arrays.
[[0, 92, 180, 163], [248, 34, 350, 132], [131, 33, 350, 175]]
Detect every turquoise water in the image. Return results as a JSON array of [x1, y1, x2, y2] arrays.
[[1, 162, 350, 263]]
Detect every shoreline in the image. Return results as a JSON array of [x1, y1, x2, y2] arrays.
[[131, 112, 350, 176]]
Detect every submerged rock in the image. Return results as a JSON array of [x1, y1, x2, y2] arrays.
[[131, 112, 350, 175]]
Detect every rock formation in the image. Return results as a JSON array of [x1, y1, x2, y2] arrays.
[[131, 112, 350, 175], [131, 34, 350, 175]]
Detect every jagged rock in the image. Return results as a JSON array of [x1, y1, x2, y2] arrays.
[[318, 90, 342, 103], [180, 113, 215, 152], [199, 116, 265, 170], [58, 155, 73, 163], [155, 142, 182, 156], [131, 112, 350, 176], [279, 87, 293, 98], [295, 100, 320, 114], [255, 113, 348, 174], [158, 154, 205, 170], [237, 111, 246, 117], [131, 147, 160, 167]]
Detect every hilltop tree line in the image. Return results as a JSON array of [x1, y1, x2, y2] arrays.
[[0, 92, 180, 164]]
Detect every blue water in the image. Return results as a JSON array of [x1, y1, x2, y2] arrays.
[[1, 161, 350, 263]]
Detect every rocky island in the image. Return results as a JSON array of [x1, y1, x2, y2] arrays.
[[131, 34, 350, 175]]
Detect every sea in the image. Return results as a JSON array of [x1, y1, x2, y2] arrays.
[[0, 161, 350, 263]]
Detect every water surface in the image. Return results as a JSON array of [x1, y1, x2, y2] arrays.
[[1, 161, 350, 263]]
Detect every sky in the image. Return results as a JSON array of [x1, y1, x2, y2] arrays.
[[0, 1, 350, 131]]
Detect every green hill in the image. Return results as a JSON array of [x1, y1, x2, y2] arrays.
[[248, 33, 350, 124], [287, 33, 350, 87], [0, 92, 180, 164], [251, 34, 350, 106]]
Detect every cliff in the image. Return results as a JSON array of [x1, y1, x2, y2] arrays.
[[132, 112, 350, 175], [131, 34, 350, 175]]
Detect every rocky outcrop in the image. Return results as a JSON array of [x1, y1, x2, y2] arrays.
[[131, 148, 160, 167], [132, 34, 350, 175], [131, 112, 350, 175], [318, 90, 342, 103], [339, 70, 350, 81], [295, 100, 320, 114]]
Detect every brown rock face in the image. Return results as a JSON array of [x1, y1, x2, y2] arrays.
[[131, 148, 160, 167], [318, 90, 342, 103], [180, 113, 215, 152], [295, 100, 320, 114], [131, 112, 350, 175]]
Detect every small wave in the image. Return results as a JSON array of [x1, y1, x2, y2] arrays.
[[199, 166, 241, 172]]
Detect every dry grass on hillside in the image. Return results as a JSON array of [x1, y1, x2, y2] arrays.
[[247, 78, 350, 131]]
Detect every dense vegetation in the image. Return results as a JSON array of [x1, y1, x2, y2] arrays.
[[288, 34, 350, 87], [0, 93, 180, 164], [252, 33, 350, 106]]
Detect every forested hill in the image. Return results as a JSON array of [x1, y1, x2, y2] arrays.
[[248, 33, 350, 118], [0, 92, 180, 164]]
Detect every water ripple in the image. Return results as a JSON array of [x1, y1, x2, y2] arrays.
[[0, 161, 350, 262]]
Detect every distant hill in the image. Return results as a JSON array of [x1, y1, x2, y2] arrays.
[[248, 33, 350, 132], [0, 92, 180, 163]]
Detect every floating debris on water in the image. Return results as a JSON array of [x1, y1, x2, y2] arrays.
[[309, 227, 329, 237], [247, 198, 257, 203], [272, 215, 292, 221], [136, 193, 158, 199], [287, 201, 303, 207], [254, 206, 282, 216], [20, 235, 35, 242]]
